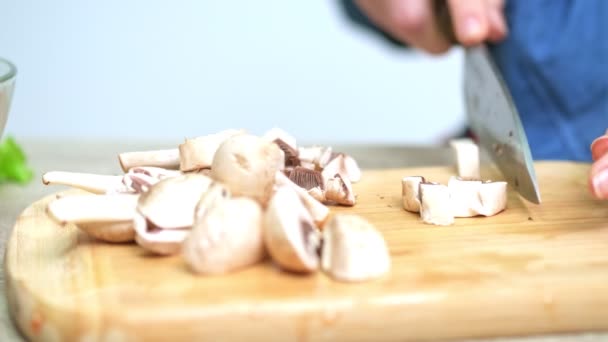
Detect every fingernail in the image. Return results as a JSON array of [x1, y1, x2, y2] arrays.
[[592, 168, 608, 199], [464, 16, 482, 39]]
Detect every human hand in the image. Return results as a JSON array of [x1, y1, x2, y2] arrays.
[[355, 0, 508, 54], [589, 131, 608, 199]]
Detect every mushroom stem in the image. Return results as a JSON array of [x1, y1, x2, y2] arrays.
[[47, 194, 139, 224], [42, 171, 130, 194], [118, 148, 180, 173], [178, 129, 245, 172], [450, 138, 480, 179]]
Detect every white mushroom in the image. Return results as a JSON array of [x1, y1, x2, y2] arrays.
[[133, 212, 189, 255], [122, 166, 182, 193], [447, 177, 508, 217], [298, 146, 333, 170], [178, 129, 245, 172], [118, 148, 180, 172], [42, 171, 131, 194], [402, 176, 424, 213], [450, 138, 480, 179], [211, 134, 284, 206], [264, 186, 320, 273], [137, 174, 214, 230], [321, 214, 390, 282], [321, 153, 362, 183], [419, 182, 454, 226], [183, 197, 264, 275], [324, 174, 356, 206], [275, 172, 330, 226], [46, 193, 139, 242], [477, 181, 508, 216]]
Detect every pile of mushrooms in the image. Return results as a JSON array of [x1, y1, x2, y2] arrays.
[[401, 138, 508, 226], [42, 128, 390, 283]]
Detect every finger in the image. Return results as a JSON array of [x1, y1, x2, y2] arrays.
[[486, 0, 507, 42], [589, 152, 608, 199], [591, 135, 608, 161], [447, 0, 490, 45]]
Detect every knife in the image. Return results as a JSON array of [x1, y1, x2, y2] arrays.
[[433, 0, 541, 204]]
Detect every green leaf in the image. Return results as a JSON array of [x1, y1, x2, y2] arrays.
[[0, 136, 34, 184]]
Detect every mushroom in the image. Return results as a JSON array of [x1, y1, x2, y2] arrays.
[[450, 138, 480, 179], [211, 134, 284, 206], [137, 173, 214, 230], [275, 172, 330, 226], [321, 153, 361, 183], [42, 171, 131, 194], [402, 176, 425, 213], [288, 167, 324, 190], [298, 146, 333, 170], [133, 212, 190, 255], [447, 177, 507, 217], [288, 167, 355, 206], [324, 174, 356, 206], [419, 182, 454, 226], [122, 166, 182, 193], [263, 127, 300, 168], [178, 129, 245, 172], [264, 186, 320, 273], [183, 197, 265, 275], [46, 193, 139, 242], [118, 148, 180, 172], [321, 214, 390, 282]]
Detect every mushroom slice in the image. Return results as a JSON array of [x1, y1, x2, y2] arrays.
[[137, 174, 214, 230], [288, 167, 324, 190], [183, 197, 264, 275], [178, 129, 245, 172], [324, 174, 356, 206], [307, 187, 325, 202], [133, 212, 189, 255], [118, 148, 180, 173], [419, 182, 454, 226], [211, 134, 284, 206], [195, 182, 231, 219], [263, 128, 300, 168], [477, 181, 508, 216], [450, 138, 480, 179], [402, 176, 425, 213], [42, 171, 131, 194], [321, 153, 362, 183], [447, 177, 483, 217], [264, 186, 320, 273], [275, 172, 330, 226], [123, 166, 183, 193], [47, 194, 138, 242], [321, 214, 390, 282], [298, 146, 333, 170]]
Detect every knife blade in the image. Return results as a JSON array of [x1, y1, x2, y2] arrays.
[[433, 0, 541, 204]]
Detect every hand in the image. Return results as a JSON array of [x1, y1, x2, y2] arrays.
[[589, 131, 608, 199], [355, 0, 508, 54]]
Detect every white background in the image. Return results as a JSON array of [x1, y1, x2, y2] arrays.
[[0, 1, 465, 145]]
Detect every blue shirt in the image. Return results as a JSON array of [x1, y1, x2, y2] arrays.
[[341, 0, 608, 161]]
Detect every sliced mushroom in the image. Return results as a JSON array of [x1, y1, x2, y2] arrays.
[[264, 186, 320, 273], [477, 181, 508, 216], [42, 171, 131, 194], [183, 197, 264, 275], [298, 146, 333, 170], [133, 212, 189, 255], [447, 177, 507, 217], [137, 174, 214, 230], [419, 182, 454, 226], [118, 148, 180, 172], [450, 138, 480, 179], [288, 167, 324, 190], [402, 176, 425, 213], [275, 172, 330, 226], [195, 182, 231, 219], [46, 194, 138, 242], [178, 129, 245, 172], [324, 174, 356, 206], [211, 134, 284, 206], [122, 166, 183, 193], [321, 153, 362, 183], [263, 128, 300, 168], [321, 214, 390, 282], [307, 187, 325, 202]]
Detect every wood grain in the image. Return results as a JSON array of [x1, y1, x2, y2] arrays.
[[6, 161, 608, 342]]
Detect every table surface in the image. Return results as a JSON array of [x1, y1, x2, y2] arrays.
[[1, 139, 606, 342]]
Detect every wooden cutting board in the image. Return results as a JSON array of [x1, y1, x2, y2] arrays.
[[6, 161, 608, 342]]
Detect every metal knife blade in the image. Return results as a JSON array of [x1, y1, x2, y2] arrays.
[[433, 0, 541, 204]]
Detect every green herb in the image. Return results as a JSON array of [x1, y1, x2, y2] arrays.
[[0, 136, 34, 184]]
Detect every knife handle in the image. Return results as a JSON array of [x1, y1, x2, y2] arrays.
[[432, 0, 459, 45]]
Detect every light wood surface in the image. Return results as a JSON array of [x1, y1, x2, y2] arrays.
[[6, 160, 608, 341]]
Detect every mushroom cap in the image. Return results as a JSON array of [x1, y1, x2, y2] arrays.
[[137, 174, 214, 229], [450, 138, 480, 179], [324, 174, 356, 206], [179, 129, 245, 172], [321, 214, 390, 282], [264, 186, 320, 273], [401, 176, 424, 213], [211, 134, 283, 206], [419, 183, 454, 226], [77, 221, 135, 243], [133, 212, 189, 255], [183, 197, 265, 275]]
